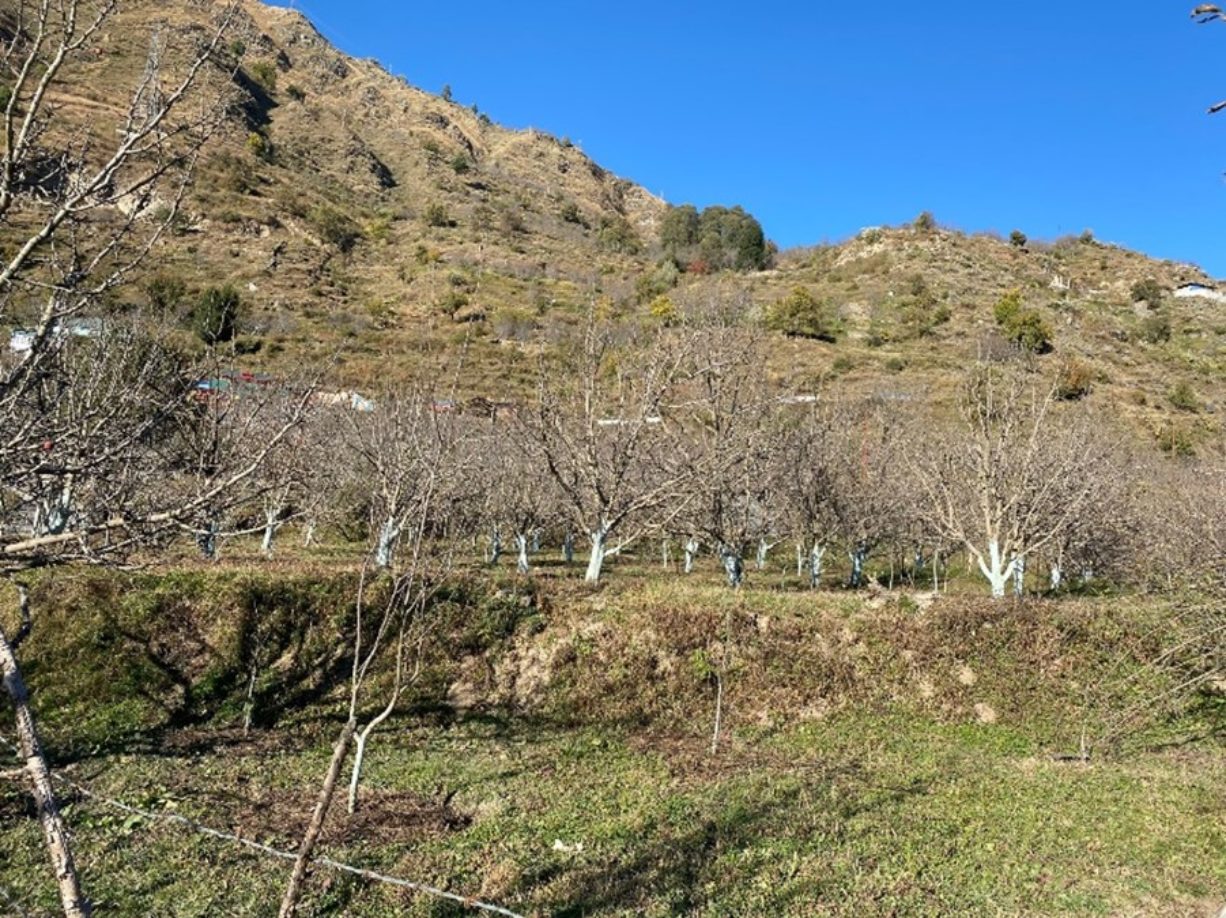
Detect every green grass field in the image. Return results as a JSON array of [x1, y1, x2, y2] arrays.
[[0, 557, 1222, 916]]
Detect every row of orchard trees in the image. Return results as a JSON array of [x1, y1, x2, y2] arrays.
[[262, 302, 1221, 599]]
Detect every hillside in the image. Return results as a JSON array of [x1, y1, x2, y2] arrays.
[[7, 0, 1225, 451]]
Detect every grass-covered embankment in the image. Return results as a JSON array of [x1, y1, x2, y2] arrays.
[[0, 566, 1222, 916]]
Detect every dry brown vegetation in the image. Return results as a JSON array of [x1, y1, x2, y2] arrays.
[[3, 0, 1220, 458]]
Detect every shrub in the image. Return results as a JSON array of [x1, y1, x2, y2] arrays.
[[1167, 381, 1199, 412], [1130, 278, 1165, 306], [145, 274, 187, 316], [897, 274, 950, 338], [913, 211, 936, 232], [1139, 312, 1171, 344], [1156, 424, 1196, 457], [992, 289, 1052, 353], [765, 287, 842, 342], [648, 295, 679, 326], [285, 84, 305, 102], [423, 202, 451, 228], [246, 131, 273, 163], [1007, 310, 1054, 353], [597, 215, 641, 254], [634, 260, 680, 303], [1054, 358, 1094, 400], [1079, 229, 1095, 244], [248, 60, 277, 93], [191, 285, 241, 345], [441, 84, 453, 102], [993, 288, 1023, 327], [559, 201, 585, 225], [450, 153, 471, 174], [1009, 230, 1027, 248], [307, 205, 360, 252], [435, 290, 469, 318]]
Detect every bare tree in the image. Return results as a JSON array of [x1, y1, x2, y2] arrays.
[[519, 311, 693, 583], [910, 367, 1108, 598], [674, 321, 776, 588], [776, 403, 841, 588], [0, 5, 313, 914], [279, 400, 463, 917], [483, 431, 558, 573]]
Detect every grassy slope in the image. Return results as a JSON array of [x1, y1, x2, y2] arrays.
[[0, 560, 1222, 916], [5, 0, 1222, 453]]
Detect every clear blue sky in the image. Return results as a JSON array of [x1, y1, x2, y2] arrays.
[[269, 1, 1226, 275]]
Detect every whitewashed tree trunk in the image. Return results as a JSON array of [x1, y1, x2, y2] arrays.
[[756, 538, 770, 571], [796, 542, 805, 577], [41, 479, 73, 537], [684, 537, 699, 574], [347, 699, 398, 815], [301, 518, 317, 547], [515, 533, 530, 574], [976, 539, 1016, 599], [848, 542, 868, 588], [0, 619, 90, 917], [584, 527, 609, 583], [197, 518, 219, 560], [809, 542, 827, 589], [261, 507, 280, 555], [1013, 554, 1026, 597], [1049, 563, 1062, 591], [374, 516, 400, 569], [719, 546, 744, 588], [531, 530, 541, 553], [486, 528, 502, 566]]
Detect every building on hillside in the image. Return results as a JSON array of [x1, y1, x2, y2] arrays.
[[9, 317, 103, 355], [9, 329, 34, 353], [1173, 282, 1226, 304]]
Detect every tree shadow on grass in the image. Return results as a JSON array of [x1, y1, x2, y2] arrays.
[[520, 758, 931, 917]]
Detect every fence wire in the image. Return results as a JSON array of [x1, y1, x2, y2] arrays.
[[0, 736, 524, 918]]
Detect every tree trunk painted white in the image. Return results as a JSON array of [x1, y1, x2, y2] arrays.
[[197, 518, 219, 561], [809, 542, 827, 589], [1049, 563, 1062, 591], [796, 542, 805, 577], [531, 529, 541, 553], [719, 546, 744, 588], [661, 537, 670, 570], [1013, 554, 1026, 598], [584, 527, 609, 583], [486, 528, 502, 566], [756, 538, 769, 571], [684, 537, 699, 574], [976, 539, 1016, 599], [932, 549, 941, 593], [515, 533, 530, 574], [374, 516, 400, 569], [847, 542, 868, 588], [563, 531, 575, 564], [347, 700, 398, 815], [0, 622, 91, 917], [42, 480, 73, 537], [261, 507, 280, 555], [301, 518, 317, 547]]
